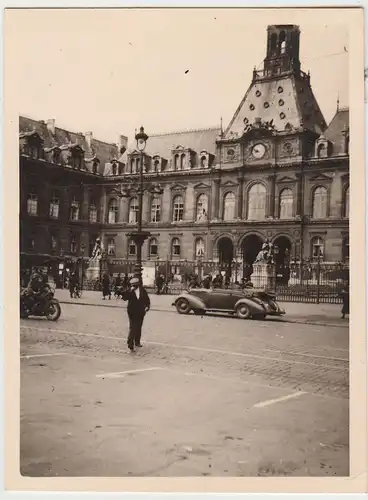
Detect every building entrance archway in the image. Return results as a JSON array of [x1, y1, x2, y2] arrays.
[[218, 237, 234, 275], [241, 234, 264, 266]]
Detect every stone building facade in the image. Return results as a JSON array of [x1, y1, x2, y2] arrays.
[[19, 24, 349, 283]]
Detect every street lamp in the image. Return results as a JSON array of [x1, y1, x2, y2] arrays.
[[113, 126, 164, 284], [80, 243, 86, 291]]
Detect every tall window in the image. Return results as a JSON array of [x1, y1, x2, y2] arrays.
[[129, 197, 139, 224], [180, 154, 185, 170], [200, 156, 207, 168], [247, 183, 266, 220], [89, 198, 98, 223], [70, 197, 80, 221], [311, 236, 324, 259], [128, 239, 136, 256], [108, 198, 119, 224], [51, 234, 57, 252], [107, 238, 116, 256], [223, 192, 236, 221], [92, 160, 99, 174], [279, 188, 293, 219], [49, 191, 60, 218], [344, 186, 349, 218], [312, 186, 328, 219], [70, 235, 78, 254], [196, 194, 208, 221], [131, 159, 136, 174], [149, 238, 158, 257], [173, 195, 184, 222], [150, 196, 161, 223], [27, 191, 38, 216], [195, 238, 205, 258], [171, 238, 181, 257], [342, 236, 349, 262], [153, 160, 160, 172]]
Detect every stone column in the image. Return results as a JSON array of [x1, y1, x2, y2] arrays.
[[295, 173, 303, 217], [82, 186, 89, 220], [237, 174, 244, 219], [100, 187, 107, 224], [211, 178, 220, 220], [267, 174, 276, 218]]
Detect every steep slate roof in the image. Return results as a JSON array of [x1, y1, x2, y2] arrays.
[[127, 127, 221, 159], [19, 116, 118, 175], [224, 74, 327, 139], [323, 107, 349, 155]]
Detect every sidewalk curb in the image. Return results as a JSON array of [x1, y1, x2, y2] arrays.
[[58, 299, 347, 329]]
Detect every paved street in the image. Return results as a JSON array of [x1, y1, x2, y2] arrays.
[[20, 302, 349, 477]]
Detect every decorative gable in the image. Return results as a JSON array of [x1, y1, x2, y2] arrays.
[[193, 182, 211, 191], [278, 176, 295, 184], [309, 173, 333, 183], [221, 179, 238, 188], [170, 183, 187, 192]]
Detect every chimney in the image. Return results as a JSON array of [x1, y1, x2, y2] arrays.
[[46, 119, 55, 135], [85, 131, 93, 149], [118, 135, 128, 155]]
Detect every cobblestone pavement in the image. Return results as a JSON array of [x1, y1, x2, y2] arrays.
[[20, 304, 349, 478], [55, 289, 347, 327]]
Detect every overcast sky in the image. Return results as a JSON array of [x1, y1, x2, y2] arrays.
[[8, 8, 349, 145]]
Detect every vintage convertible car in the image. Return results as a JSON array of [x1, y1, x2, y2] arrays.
[[172, 287, 285, 320]]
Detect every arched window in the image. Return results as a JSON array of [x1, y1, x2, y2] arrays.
[[344, 186, 349, 218], [150, 196, 161, 222], [279, 30, 286, 54], [112, 163, 117, 175], [107, 238, 116, 256], [247, 183, 266, 220], [196, 194, 208, 221], [174, 154, 179, 171], [195, 238, 205, 258], [173, 195, 184, 222], [49, 190, 60, 218], [153, 160, 160, 172], [171, 238, 181, 257], [149, 238, 158, 257], [70, 234, 78, 254], [312, 186, 328, 219], [223, 192, 236, 221], [317, 143, 325, 158], [89, 198, 98, 223], [200, 156, 207, 168], [128, 239, 136, 256], [270, 33, 277, 52], [279, 188, 293, 219], [129, 197, 139, 224], [311, 236, 324, 259], [70, 197, 80, 221], [27, 191, 38, 216], [180, 154, 185, 170], [108, 198, 119, 224]]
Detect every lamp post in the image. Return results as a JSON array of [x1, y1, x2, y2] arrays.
[[114, 126, 164, 284], [80, 243, 86, 291]]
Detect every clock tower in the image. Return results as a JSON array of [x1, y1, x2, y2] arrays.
[[217, 24, 327, 168]]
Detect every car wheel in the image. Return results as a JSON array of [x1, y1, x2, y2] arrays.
[[193, 309, 206, 316], [176, 298, 191, 314], [235, 303, 251, 319]]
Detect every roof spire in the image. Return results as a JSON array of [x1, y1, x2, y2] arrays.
[[336, 93, 340, 112], [220, 116, 223, 138]]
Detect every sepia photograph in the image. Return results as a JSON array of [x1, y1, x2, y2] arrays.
[[3, 6, 366, 493]]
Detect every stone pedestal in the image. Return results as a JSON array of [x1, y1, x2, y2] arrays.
[[85, 258, 107, 281], [252, 262, 276, 290]]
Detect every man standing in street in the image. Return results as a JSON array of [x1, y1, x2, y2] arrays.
[[122, 277, 150, 352]]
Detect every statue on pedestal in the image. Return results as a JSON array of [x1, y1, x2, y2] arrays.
[[254, 240, 274, 265]]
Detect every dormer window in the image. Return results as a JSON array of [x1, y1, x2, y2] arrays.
[[70, 145, 84, 169], [112, 162, 117, 175], [92, 160, 99, 174], [315, 135, 330, 158], [19, 131, 44, 159], [200, 156, 206, 168], [53, 148, 61, 164]]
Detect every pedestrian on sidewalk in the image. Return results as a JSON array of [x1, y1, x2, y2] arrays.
[[339, 283, 350, 319], [102, 272, 111, 300], [122, 277, 150, 352]]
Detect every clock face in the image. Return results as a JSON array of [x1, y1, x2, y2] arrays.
[[252, 143, 266, 159]]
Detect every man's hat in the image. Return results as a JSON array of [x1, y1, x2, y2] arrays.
[[130, 277, 139, 285]]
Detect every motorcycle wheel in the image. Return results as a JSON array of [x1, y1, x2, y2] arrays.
[[235, 303, 251, 320], [46, 300, 61, 321]]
